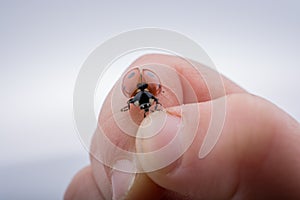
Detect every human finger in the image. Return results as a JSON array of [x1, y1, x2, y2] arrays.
[[133, 93, 300, 199]]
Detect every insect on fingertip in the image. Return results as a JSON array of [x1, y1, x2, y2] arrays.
[[120, 67, 163, 118]]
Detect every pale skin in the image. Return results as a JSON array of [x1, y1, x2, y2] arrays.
[[65, 54, 300, 200]]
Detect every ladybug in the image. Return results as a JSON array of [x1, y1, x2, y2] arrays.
[[120, 67, 162, 118]]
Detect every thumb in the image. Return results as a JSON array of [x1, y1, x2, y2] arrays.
[[132, 93, 300, 199]]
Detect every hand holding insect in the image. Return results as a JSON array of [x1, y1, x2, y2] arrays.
[[65, 54, 300, 200]]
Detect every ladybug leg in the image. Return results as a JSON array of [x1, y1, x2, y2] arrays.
[[144, 107, 151, 118], [121, 98, 133, 112], [121, 105, 129, 112], [120, 107, 126, 112], [153, 97, 162, 111], [127, 98, 135, 110], [148, 96, 162, 112]]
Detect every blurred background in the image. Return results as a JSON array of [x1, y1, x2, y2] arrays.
[[1, 1, 299, 199]]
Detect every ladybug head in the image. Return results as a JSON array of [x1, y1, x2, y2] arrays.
[[137, 82, 148, 91]]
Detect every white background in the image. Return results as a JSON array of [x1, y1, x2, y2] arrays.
[[0, 1, 299, 199]]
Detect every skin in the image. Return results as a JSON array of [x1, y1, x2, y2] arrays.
[[65, 54, 300, 200]]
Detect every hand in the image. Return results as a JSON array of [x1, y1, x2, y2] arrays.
[[65, 54, 300, 199]]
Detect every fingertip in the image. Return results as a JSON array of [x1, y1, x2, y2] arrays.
[[136, 103, 201, 173], [136, 110, 183, 173], [134, 94, 288, 199]]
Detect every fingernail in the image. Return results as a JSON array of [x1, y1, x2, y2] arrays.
[[140, 111, 182, 151], [136, 111, 184, 172], [111, 159, 136, 200]]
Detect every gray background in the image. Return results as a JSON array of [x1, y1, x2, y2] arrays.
[[1, 1, 299, 199]]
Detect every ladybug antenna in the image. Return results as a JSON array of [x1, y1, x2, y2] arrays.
[[139, 70, 143, 83]]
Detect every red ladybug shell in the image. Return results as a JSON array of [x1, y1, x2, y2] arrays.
[[141, 69, 162, 95], [122, 68, 162, 98]]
